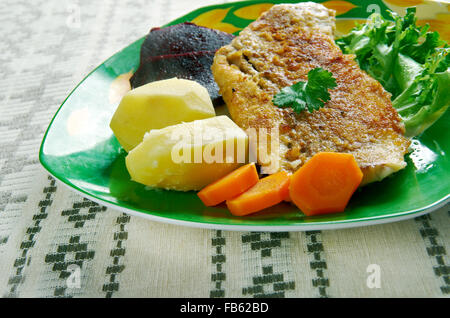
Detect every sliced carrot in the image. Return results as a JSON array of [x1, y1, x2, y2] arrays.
[[197, 163, 259, 206], [284, 184, 292, 202], [289, 152, 363, 216], [226, 171, 290, 216]]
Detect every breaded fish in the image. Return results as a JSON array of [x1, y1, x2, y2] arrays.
[[212, 2, 410, 184]]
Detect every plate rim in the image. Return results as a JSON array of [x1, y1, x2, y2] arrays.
[[39, 0, 450, 231], [43, 166, 449, 232]]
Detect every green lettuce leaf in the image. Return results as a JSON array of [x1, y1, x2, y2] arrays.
[[336, 7, 449, 137]]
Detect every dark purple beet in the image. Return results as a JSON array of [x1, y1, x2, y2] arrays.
[[130, 22, 235, 105], [131, 51, 222, 104], [140, 22, 234, 57]]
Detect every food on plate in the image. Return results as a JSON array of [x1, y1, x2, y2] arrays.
[[110, 78, 215, 152], [226, 171, 290, 216], [130, 22, 235, 105], [107, 2, 447, 219], [289, 152, 363, 216], [337, 8, 449, 137], [272, 67, 337, 114], [212, 2, 411, 185], [197, 162, 259, 206], [125, 115, 248, 191]]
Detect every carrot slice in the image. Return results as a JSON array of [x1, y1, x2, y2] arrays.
[[197, 163, 259, 206], [289, 152, 363, 216], [284, 183, 292, 202], [226, 171, 290, 216]]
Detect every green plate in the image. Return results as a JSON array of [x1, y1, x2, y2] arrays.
[[39, 0, 449, 231]]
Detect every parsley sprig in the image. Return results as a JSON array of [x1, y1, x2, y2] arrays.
[[272, 68, 337, 114]]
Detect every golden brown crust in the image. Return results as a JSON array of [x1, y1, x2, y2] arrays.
[[212, 3, 411, 184]]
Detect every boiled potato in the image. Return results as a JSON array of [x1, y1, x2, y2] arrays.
[[125, 116, 248, 191], [110, 78, 215, 152]]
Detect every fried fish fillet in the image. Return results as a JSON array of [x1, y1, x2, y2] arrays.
[[212, 2, 410, 185]]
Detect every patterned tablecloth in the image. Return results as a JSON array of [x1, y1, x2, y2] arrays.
[[0, 0, 449, 298]]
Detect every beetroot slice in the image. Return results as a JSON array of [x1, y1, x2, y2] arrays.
[[131, 22, 235, 106], [130, 50, 222, 104], [140, 22, 234, 57]]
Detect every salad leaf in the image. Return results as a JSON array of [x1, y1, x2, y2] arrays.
[[336, 7, 449, 137], [273, 68, 337, 114]]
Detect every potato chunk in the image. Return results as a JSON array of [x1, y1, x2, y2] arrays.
[[125, 116, 248, 191], [110, 78, 215, 152]]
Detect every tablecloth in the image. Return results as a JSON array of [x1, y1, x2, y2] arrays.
[[0, 0, 449, 298]]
